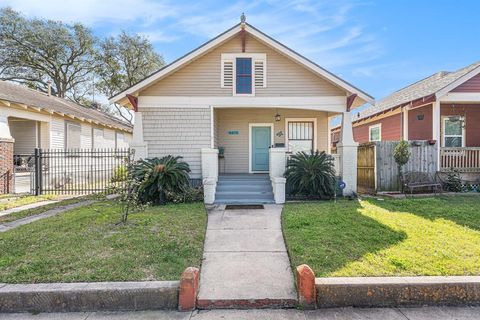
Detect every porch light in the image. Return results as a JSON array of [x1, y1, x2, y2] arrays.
[[274, 109, 281, 122]]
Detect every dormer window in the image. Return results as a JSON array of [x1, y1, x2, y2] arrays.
[[236, 58, 252, 94], [221, 53, 266, 96]]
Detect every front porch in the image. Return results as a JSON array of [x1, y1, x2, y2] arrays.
[[201, 107, 356, 204]]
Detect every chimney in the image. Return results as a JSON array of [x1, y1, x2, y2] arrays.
[[47, 80, 52, 96]]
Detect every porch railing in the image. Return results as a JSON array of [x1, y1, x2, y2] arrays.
[[440, 147, 480, 172]]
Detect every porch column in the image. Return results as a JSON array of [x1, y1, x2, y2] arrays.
[[201, 148, 218, 204], [0, 115, 14, 194], [269, 147, 286, 204], [131, 111, 147, 160], [337, 111, 358, 196], [432, 101, 441, 170], [402, 106, 409, 140]]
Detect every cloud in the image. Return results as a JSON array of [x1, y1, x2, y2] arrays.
[[137, 31, 179, 43], [0, 0, 177, 25]]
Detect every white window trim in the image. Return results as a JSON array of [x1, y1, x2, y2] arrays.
[[442, 116, 465, 147], [369, 124, 381, 142], [285, 118, 318, 153], [221, 53, 266, 97], [248, 123, 274, 174]]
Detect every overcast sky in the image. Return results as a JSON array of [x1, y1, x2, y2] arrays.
[[1, 0, 479, 103]]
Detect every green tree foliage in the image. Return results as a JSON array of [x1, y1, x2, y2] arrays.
[[284, 151, 336, 198], [0, 8, 97, 99]]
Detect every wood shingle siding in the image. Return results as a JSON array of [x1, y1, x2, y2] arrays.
[[140, 33, 344, 97], [140, 106, 211, 178]]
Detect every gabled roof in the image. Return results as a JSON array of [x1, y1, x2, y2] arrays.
[[0, 81, 132, 132], [356, 61, 480, 121], [109, 23, 374, 107]]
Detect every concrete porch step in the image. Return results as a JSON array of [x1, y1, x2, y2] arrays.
[[219, 175, 269, 181], [197, 298, 297, 309], [216, 184, 272, 192], [214, 198, 275, 205]]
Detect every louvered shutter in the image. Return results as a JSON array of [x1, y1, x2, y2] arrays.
[[254, 59, 266, 88], [221, 60, 233, 88]]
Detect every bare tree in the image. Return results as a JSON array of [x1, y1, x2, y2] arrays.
[[0, 8, 97, 99], [96, 31, 164, 122]]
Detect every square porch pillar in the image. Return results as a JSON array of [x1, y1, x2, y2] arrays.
[[337, 111, 358, 196], [0, 116, 14, 194], [131, 111, 147, 160], [201, 148, 218, 204], [269, 147, 286, 204]]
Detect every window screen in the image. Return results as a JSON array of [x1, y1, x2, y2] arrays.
[[288, 121, 314, 153], [236, 58, 252, 94], [65, 121, 81, 149]]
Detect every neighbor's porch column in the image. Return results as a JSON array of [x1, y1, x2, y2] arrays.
[[0, 115, 14, 194], [269, 147, 286, 204], [432, 101, 441, 170], [131, 111, 147, 160], [201, 148, 218, 204], [337, 111, 358, 196]]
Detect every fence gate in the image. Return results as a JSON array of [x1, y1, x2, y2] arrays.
[[33, 148, 133, 195], [357, 143, 376, 193]]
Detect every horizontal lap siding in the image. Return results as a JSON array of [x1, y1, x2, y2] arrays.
[[408, 104, 432, 140], [451, 74, 480, 92], [353, 114, 402, 143], [217, 108, 328, 173], [441, 104, 480, 146], [9, 119, 37, 154], [141, 33, 344, 97], [140, 106, 211, 178]]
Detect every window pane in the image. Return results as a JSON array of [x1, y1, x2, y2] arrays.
[[288, 140, 313, 154], [444, 119, 462, 135], [236, 58, 252, 94], [445, 136, 462, 147], [66, 122, 81, 149], [370, 127, 380, 141]]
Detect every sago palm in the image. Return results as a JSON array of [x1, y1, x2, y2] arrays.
[[285, 151, 336, 198], [131, 155, 191, 204]]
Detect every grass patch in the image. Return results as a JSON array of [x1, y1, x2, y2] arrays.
[[0, 201, 207, 283], [0, 196, 91, 224], [283, 197, 480, 277], [0, 194, 58, 211]]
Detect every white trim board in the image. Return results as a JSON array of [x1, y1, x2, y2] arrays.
[[248, 123, 274, 173], [109, 23, 374, 106], [436, 65, 480, 98]]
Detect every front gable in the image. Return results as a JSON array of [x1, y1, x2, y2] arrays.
[[140, 33, 344, 97], [451, 73, 480, 93]]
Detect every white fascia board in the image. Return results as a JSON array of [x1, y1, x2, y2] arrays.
[[138, 95, 347, 112], [109, 25, 242, 104], [439, 92, 480, 103], [435, 65, 480, 98]]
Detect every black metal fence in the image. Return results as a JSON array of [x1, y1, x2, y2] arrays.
[[32, 148, 133, 195]]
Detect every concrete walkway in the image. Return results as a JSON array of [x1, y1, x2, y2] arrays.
[[1, 307, 480, 319], [0, 200, 95, 233], [197, 204, 296, 308], [0, 200, 59, 217]]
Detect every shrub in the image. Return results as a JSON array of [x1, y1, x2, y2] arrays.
[[111, 165, 128, 182], [285, 151, 336, 198], [394, 141, 411, 192], [131, 156, 191, 205], [443, 168, 462, 192], [166, 186, 203, 203]]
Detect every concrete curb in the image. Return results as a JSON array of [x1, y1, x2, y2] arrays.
[[0, 281, 179, 313], [316, 276, 480, 308]]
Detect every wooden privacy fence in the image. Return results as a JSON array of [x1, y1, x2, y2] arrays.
[[358, 141, 438, 192], [357, 143, 376, 193]]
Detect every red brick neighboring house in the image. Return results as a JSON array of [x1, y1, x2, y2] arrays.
[[332, 61, 480, 173]]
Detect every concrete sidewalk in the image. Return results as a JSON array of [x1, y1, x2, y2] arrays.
[[1, 307, 480, 319], [197, 204, 296, 308]]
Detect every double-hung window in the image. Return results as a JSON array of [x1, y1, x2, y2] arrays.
[[65, 121, 81, 149], [443, 116, 464, 147], [235, 58, 252, 94], [369, 124, 381, 142]]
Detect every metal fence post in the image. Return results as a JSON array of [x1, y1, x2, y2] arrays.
[[34, 148, 42, 195]]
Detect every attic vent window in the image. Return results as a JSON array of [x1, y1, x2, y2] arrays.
[[221, 53, 266, 96], [417, 114, 424, 121]]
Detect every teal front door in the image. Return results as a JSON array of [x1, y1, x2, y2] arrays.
[[251, 126, 271, 172]]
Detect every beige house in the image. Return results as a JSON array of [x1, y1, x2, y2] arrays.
[[110, 21, 373, 204]]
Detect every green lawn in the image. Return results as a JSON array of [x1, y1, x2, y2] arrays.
[[0, 194, 58, 211], [0, 201, 207, 283], [0, 196, 91, 224], [283, 197, 480, 277]]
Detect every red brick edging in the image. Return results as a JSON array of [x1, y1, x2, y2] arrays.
[[178, 267, 200, 311], [296, 264, 316, 309]]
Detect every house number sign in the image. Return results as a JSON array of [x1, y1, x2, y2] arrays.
[[228, 130, 239, 135]]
